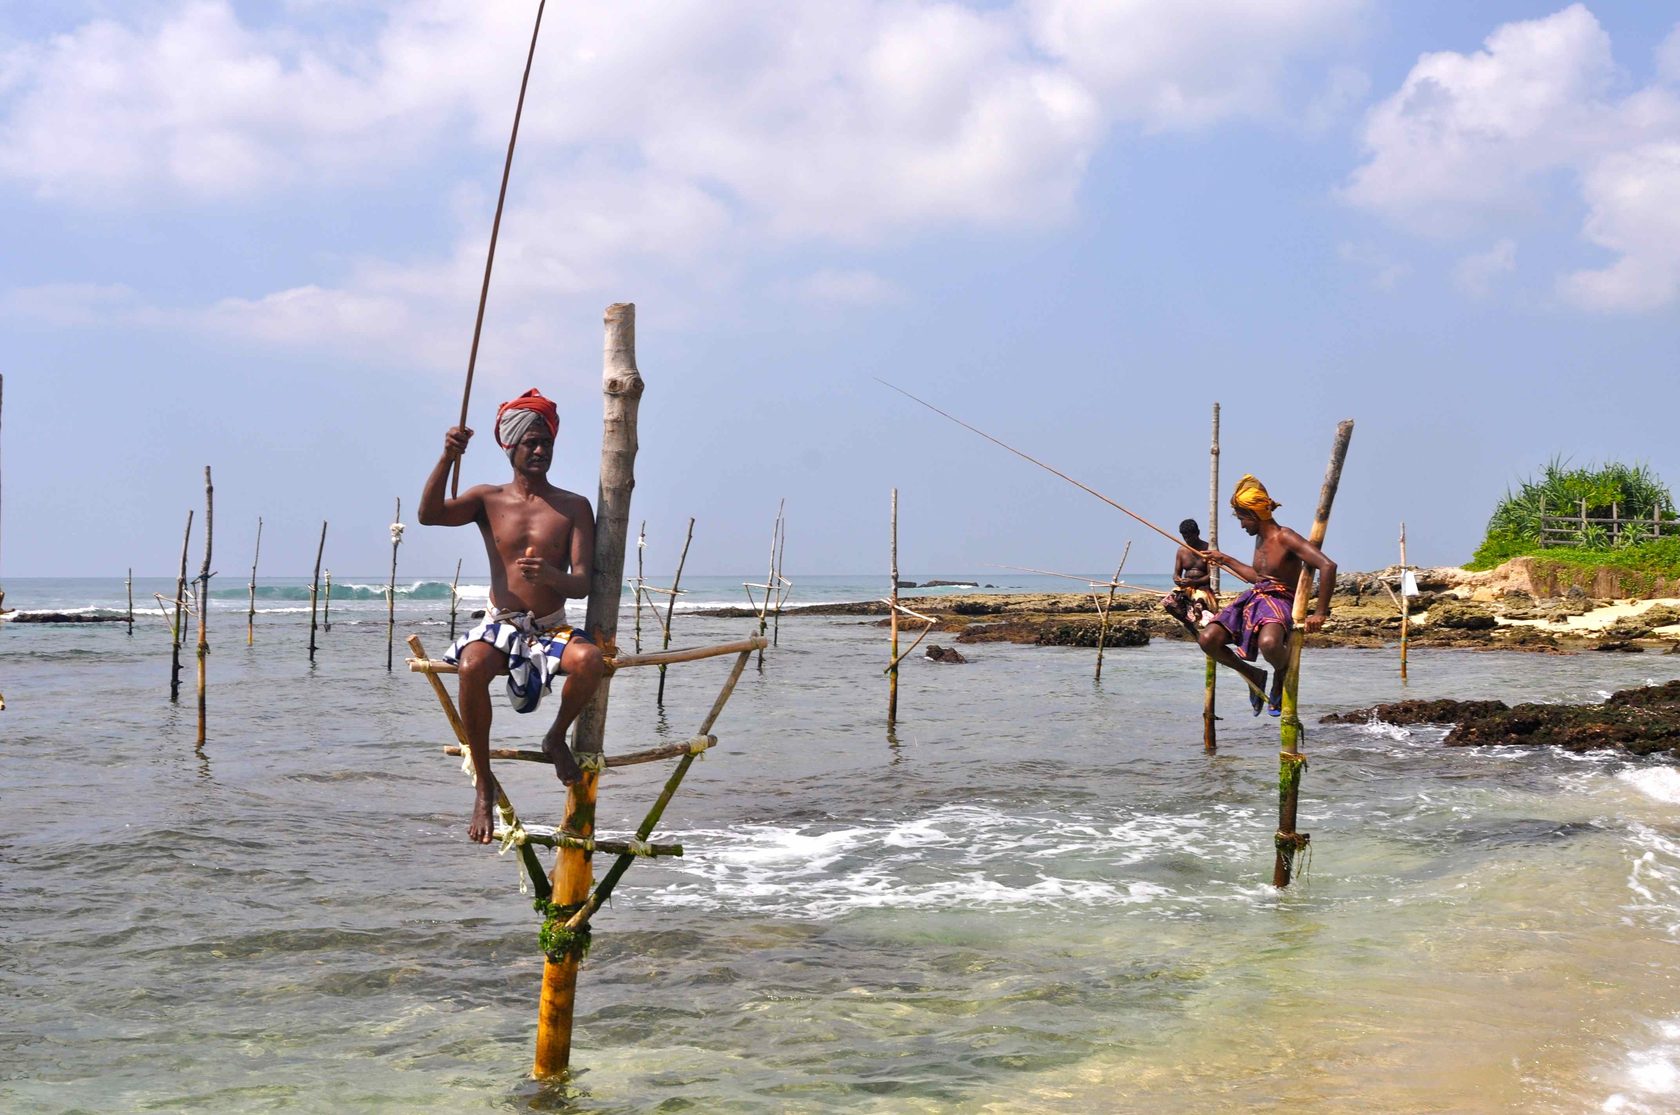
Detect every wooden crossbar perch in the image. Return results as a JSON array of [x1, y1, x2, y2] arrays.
[[883, 599, 938, 671], [406, 636, 764, 678], [444, 734, 717, 768], [563, 646, 754, 934], [494, 825, 683, 857], [406, 634, 551, 901]]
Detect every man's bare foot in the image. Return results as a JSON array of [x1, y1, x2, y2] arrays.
[[1268, 672, 1287, 716], [469, 787, 496, 844], [543, 722, 582, 785]]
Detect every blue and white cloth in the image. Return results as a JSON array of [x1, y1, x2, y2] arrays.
[[443, 605, 588, 713]]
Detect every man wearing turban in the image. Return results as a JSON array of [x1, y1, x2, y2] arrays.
[[1196, 474, 1337, 716], [418, 388, 605, 844]]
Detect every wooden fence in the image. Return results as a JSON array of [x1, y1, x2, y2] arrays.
[[1539, 501, 1679, 547]]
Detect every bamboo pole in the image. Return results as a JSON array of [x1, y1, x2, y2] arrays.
[[535, 302, 643, 1081], [170, 510, 193, 702], [196, 466, 213, 746], [450, 0, 548, 498], [1093, 540, 1131, 681], [655, 517, 694, 706], [1399, 522, 1409, 684], [413, 637, 762, 675], [634, 521, 646, 654], [1205, 402, 1220, 754], [247, 517, 262, 645], [126, 568, 134, 636], [386, 498, 403, 671], [772, 507, 788, 647], [1273, 419, 1354, 889], [307, 521, 326, 664], [322, 570, 332, 632], [448, 558, 463, 642], [888, 488, 900, 730], [755, 499, 782, 671]]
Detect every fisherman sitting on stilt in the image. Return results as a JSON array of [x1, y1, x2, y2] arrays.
[[418, 389, 605, 843], [1161, 517, 1218, 638], [1197, 475, 1336, 717]]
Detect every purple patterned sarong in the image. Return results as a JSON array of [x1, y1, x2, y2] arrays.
[[1210, 578, 1293, 660]]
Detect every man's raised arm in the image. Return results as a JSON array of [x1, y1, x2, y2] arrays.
[[418, 427, 484, 527]]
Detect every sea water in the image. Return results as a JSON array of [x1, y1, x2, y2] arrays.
[[3, 575, 1680, 1113]]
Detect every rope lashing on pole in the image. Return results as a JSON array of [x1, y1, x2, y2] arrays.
[[875, 379, 1250, 584], [450, 0, 548, 497]]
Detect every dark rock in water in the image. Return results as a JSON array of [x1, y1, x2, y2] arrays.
[[11, 612, 129, 624], [1323, 699, 1510, 725], [1033, 621, 1148, 649], [922, 580, 979, 588], [950, 601, 1004, 616], [1593, 639, 1644, 653], [925, 644, 967, 663], [1428, 601, 1497, 630], [896, 580, 918, 589], [1444, 680, 1680, 755], [471, 609, 486, 619]]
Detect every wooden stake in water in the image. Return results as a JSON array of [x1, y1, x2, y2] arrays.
[[1205, 402, 1220, 754], [634, 520, 646, 654], [655, 517, 694, 706], [1273, 420, 1354, 889], [322, 570, 333, 632], [196, 466, 213, 746], [755, 499, 783, 671], [1399, 522, 1410, 684], [1094, 541, 1131, 681], [171, 510, 194, 702], [126, 567, 134, 637], [772, 509, 789, 647], [448, 558, 463, 643], [386, 498, 404, 672], [535, 301, 644, 1080], [308, 521, 327, 664], [247, 517, 262, 646], [888, 488, 900, 730]]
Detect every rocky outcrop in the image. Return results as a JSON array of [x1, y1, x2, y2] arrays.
[[924, 644, 967, 663], [10, 612, 130, 624], [1321, 681, 1680, 756]]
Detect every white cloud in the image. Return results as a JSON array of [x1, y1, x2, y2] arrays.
[[787, 268, 903, 306], [1559, 142, 1680, 312], [1453, 239, 1517, 297], [0, 1, 1376, 360], [1343, 5, 1680, 312]]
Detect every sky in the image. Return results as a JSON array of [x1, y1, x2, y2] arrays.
[[2, 0, 1678, 581]]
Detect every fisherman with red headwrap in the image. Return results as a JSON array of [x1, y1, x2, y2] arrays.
[[418, 388, 604, 844]]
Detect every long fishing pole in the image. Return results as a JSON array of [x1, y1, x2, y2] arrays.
[[451, 0, 547, 497], [876, 378, 1234, 565]]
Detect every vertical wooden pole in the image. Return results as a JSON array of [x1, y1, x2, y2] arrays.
[[387, 497, 403, 671], [322, 570, 333, 632], [1204, 402, 1220, 753], [1273, 420, 1354, 888], [534, 302, 643, 1080], [1399, 522, 1409, 684], [772, 507, 788, 648], [170, 510, 193, 702], [755, 499, 782, 671], [1094, 540, 1131, 680], [634, 521, 646, 654], [196, 467, 213, 745], [448, 558, 463, 642], [888, 488, 900, 729], [655, 517, 694, 706], [308, 521, 327, 664], [247, 517, 262, 646], [126, 567, 134, 636]]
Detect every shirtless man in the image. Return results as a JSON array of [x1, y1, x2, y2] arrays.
[[418, 388, 605, 843], [1197, 475, 1335, 716], [1161, 518, 1217, 638]]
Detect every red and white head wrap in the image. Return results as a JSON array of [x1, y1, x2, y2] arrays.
[[495, 389, 559, 461]]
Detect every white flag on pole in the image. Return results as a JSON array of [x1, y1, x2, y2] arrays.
[[1401, 570, 1419, 597]]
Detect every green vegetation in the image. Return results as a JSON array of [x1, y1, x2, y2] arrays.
[[1469, 458, 1679, 571]]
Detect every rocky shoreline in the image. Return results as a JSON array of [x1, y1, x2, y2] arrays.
[[695, 558, 1680, 655]]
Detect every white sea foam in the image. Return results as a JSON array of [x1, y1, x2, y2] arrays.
[[1619, 767, 1680, 806], [1603, 1018, 1680, 1113]]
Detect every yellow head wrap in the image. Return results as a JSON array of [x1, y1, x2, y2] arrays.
[[1231, 474, 1280, 521]]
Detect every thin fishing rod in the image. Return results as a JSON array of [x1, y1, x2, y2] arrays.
[[452, 0, 547, 497], [876, 378, 1194, 553]]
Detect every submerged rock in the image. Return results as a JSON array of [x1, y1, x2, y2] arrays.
[[11, 612, 130, 624], [1322, 698, 1511, 725], [924, 644, 967, 663]]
